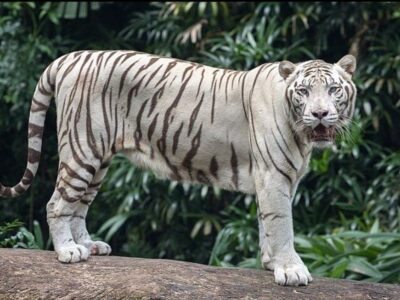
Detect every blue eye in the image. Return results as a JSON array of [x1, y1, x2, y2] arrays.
[[297, 88, 308, 96], [329, 86, 341, 94]]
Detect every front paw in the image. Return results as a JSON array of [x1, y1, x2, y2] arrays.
[[57, 244, 90, 263], [274, 262, 313, 286], [266, 254, 313, 286]]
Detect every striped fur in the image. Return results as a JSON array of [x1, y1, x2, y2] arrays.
[[0, 51, 357, 286]]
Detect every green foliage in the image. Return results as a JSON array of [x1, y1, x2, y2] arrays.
[[90, 154, 234, 263], [56, 2, 104, 19], [0, 219, 24, 245], [0, 220, 49, 249], [208, 201, 260, 268], [296, 225, 400, 283], [207, 217, 400, 284], [0, 2, 399, 284]]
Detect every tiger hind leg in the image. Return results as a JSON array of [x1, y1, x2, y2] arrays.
[[47, 159, 100, 263], [70, 161, 112, 256]]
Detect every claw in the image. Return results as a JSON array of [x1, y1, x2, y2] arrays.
[[274, 263, 312, 286], [57, 244, 90, 263]]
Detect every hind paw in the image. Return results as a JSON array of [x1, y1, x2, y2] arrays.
[[86, 241, 112, 255]]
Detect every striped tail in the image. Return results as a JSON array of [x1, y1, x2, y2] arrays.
[[0, 63, 56, 198]]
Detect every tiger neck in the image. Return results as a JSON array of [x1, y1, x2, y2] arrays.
[[243, 64, 313, 179]]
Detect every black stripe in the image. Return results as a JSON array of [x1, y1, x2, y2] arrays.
[[271, 129, 298, 172], [240, 72, 249, 121], [68, 132, 96, 177], [172, 122, 184, 155], [263, 138, 292, 184], [230, 143, 239, 189]]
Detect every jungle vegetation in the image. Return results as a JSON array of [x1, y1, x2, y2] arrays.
[[0, 2, 399, 283]]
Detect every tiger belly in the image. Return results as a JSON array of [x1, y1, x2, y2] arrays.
[[121, 132, 255, 194]]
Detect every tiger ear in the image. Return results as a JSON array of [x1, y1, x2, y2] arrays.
[[279, 61, 296, 80], [336, 54, 356, 76]]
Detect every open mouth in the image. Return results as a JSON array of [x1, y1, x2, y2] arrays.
[[311, 124, 336, 142]]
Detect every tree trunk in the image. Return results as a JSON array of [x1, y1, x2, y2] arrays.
[[0, 249, 399, 299]]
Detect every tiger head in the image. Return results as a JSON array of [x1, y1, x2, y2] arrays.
[[279, 55, 357, 148]]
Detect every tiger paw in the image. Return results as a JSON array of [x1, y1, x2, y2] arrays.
[[57, 244, 90, 263], [273, 262, 313, 286], [87, 241, 112, 255]]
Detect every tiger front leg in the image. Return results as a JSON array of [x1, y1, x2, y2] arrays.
[[255, 171, 312, 286]]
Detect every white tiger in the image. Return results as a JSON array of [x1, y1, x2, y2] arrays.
[[0, 50, 357, 286]]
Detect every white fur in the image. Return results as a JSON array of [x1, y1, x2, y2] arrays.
[[4, 51, 356, 287]]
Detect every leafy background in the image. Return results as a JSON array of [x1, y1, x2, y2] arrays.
[[0, 2, 399, 283]]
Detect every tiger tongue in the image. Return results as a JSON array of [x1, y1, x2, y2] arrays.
[[314, 124, 328, 134]]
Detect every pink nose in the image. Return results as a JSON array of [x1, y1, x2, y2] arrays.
[[311, 110, 329, 119]]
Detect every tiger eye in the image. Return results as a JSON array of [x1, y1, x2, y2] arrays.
[[329, 86, 340, 94], [298, 88, 309, 96]]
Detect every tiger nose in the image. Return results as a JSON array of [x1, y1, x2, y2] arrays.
[[311, 110, 329, 119]]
